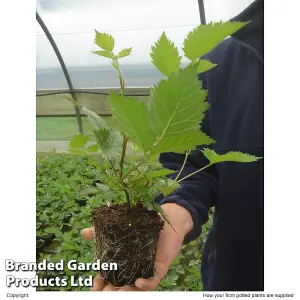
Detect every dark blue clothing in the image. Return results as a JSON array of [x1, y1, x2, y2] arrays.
[[156, 0, 264, 291]]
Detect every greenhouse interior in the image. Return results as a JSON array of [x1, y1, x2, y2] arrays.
[[36, 0, 264, 292]]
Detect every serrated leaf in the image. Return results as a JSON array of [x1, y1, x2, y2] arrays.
[[61, 96, 121, 159], [196, 59, 217, 74], [157, 179, 181, 197], [135, 186, 149, 195], [150, 32, 181, 76], [152, 202, 176, 232], [79, 187, 101, 196], [109, 91, 156, 152], [86, 144, 99, 153], [145, 169, 175, 180], [92, 50, 114, 59], [183, 21, 249, 61], [79, 106, 122, 159], [117, 47, 132, 58], [69, 134, 88, 148], [94, 30, 114, 51], [93, 128, 122, 159], [148, 65, 208, 142], [160, 274, 178, 286], [152, 131, 215, 154], [95, 183, 110, 192], [44, 227, 58, 234], [80, 107, 106, 129], [201, 148, 262, 164], [185, 248, 195, 255]]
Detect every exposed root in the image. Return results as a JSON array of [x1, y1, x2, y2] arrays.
[[92, 202, 164, 287]]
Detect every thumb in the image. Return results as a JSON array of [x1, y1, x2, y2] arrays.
[[135, 277, 160, 291]]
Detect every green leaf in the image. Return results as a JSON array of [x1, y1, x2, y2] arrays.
[[79, 106, 123, 159], [160, 274, 178, 286], [134, 186, 149, 195], [68, 148, 87, 156], [80, 107, 106, 129], [69, 134, 88, 148], [62, 96, 122, 158], [148, 65, 209, 141], [152, 202, 176, 232], [183, 21, 249, 61], [117, 48, 132, 58], [145, 169, 175, 180], [145, 202, 154, 211], [62, 95, 108, 132], [150, 32, 181, 76], [79, 187, 101, 196], [94, 30, 115, 51], [201, 148, 262, 164], [109, 91, 156, 152], [196, 59, 217, 74], [92, 50, 114, 59], [95, 183, 110, 192], [93, 128, 122, 159], [44, 227, 59, 234], [157, 179, 181, 197], [86, 144, 99, 153], [61, 95, 80, 108], [152, 131, 215, 154]]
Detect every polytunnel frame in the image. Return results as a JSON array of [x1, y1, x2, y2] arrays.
[[36, 0, 207, 135]]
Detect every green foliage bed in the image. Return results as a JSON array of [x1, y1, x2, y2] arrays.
[[36, 154, 213, 291]]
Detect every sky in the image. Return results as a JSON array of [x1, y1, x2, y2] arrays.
[[36, 0, 255, 69]]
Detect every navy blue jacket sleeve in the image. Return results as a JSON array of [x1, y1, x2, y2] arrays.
[[155, 73, 219, 244]]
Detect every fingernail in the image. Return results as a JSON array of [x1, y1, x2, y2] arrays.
[[135, 281, 143, 289]]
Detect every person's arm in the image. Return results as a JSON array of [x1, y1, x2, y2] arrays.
[[156, 148, 219, 244]]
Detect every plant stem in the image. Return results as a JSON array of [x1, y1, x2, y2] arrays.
[[130, 172, 144, 184], [174, 151, 190, 182], [109, 160, 118, 177], [121, 161, 144, 181], [119, 137, 128, 179], [118, 74, 125, 95], [111, 56, 132, 205], [62, 95, 82, 108], [113, 58, 125, 96], [124, 189, 131, 206], [112, 56, 129, 180], [131, 145, 136, 168], [176, 163, 213, 184]]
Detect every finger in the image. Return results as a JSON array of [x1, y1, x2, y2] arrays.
[[103, 285, 119, 291], [135, 277, 159, 291], [90, 274, 105, 291], [81, 227, 94, 241], [135, 261, 167, 291], [117, 286, 140, 291]]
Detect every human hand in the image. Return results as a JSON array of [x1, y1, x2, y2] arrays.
[[81, 203, 193, 291]]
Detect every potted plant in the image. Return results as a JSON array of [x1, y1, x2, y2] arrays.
[[63, 20, 261, 287]]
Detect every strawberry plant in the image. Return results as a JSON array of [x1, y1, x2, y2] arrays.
[[62, 21, 261, 287]]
